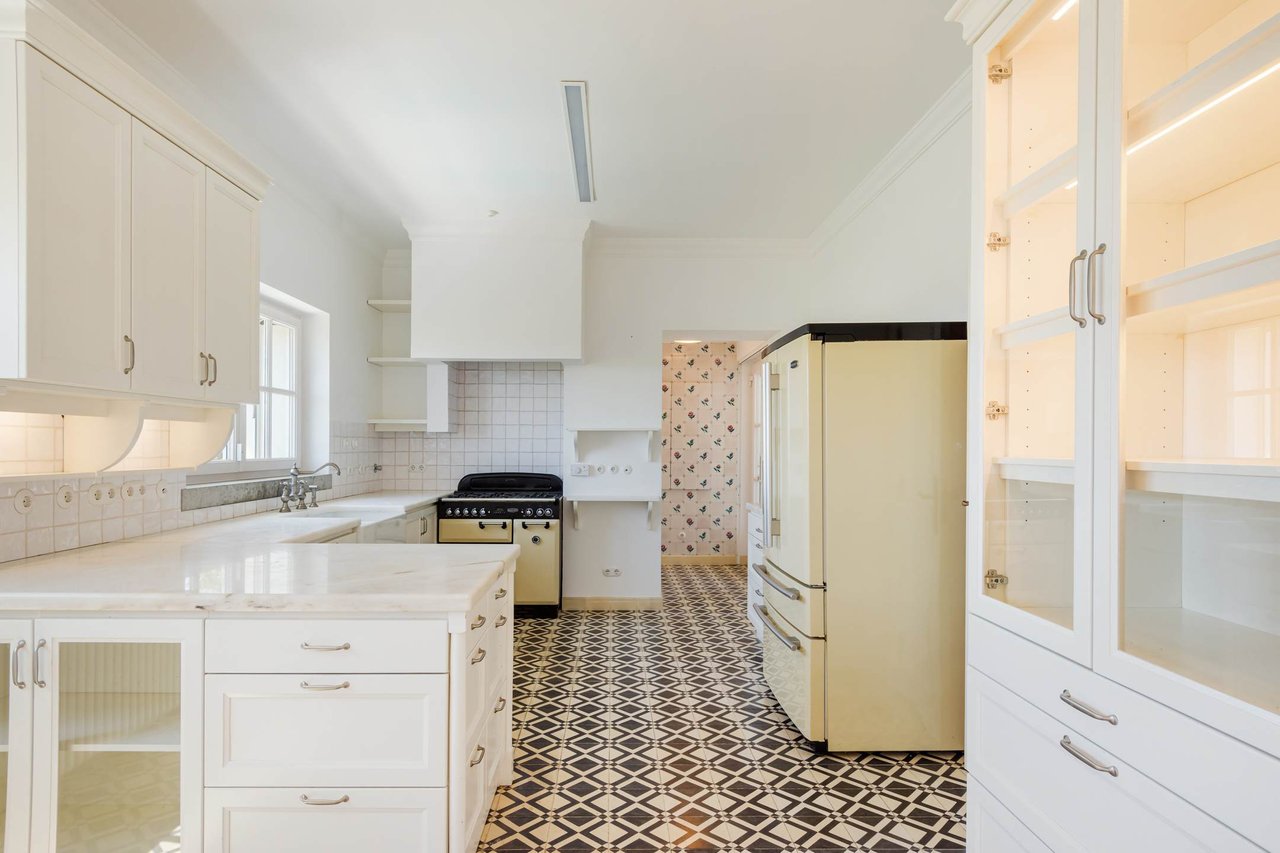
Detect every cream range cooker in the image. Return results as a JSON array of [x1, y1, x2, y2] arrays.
[[437, 473, 563, 616]]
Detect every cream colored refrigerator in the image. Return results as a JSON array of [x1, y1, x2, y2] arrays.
[[755, 323, 967, 752]]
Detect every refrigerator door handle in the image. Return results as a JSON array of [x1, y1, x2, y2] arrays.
[[759, 360, 780, 542]]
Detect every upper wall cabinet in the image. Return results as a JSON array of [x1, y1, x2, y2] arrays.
[[0, 20, 267, 408], [407, 222, 588, 363]]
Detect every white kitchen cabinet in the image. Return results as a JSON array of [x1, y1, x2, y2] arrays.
[[745, 508, 764, 642], [205, 788, 447, 853], [27, 618, 203, 852], [203, 170, 260, 405], [0, 621, 34, 852], [10, 44, 132, 392], [954, 0, 1280, 847], [130, 119, 205, 399]]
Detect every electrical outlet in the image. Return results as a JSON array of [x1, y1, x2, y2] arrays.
[[569, 463, 591, 476], [602, 567, 621, 577]]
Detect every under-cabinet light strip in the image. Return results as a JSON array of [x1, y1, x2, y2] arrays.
[[1128, 59, 1280, 154]]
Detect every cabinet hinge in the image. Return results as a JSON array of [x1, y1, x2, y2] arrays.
[[988, 63, 1012, 84], [986, 232, 1011, 252], [985, 401, 1009, 420], [985, 570, 1009, 589]]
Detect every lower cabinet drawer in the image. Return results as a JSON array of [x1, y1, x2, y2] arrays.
[[205, 674, 448, 787], [205, 618, 448, 674], [205, 787, 446, 852], [970, 616, 1279, 848], [967, 778, 1053, 853], [968, 669, 1255, 852], [460, 725, 494, 853]]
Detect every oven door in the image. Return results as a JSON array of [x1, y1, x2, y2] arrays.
[[437, 518, 514, 544], [513, 520, 560, 605]]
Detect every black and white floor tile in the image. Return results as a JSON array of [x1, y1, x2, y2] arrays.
[[480, 565, 966, 852]]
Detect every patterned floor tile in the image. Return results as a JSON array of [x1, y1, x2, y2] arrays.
[[477, 566, 966, 853]]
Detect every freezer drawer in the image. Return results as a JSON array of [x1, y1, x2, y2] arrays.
[[756, 560, 824, 638], [438, 518, 514, 543], [757, 602, 825, 743]]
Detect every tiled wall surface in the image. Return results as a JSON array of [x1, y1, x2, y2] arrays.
[[378, 362, 564, 491], [0, 413, 64, 476], [0, 421, 382, 565], [660, 342, 743, 559]]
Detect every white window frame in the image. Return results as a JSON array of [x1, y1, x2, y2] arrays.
[[198, 298, 302, 477]]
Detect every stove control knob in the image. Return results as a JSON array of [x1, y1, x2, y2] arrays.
[[463, 508, 472, 517], [535, 508, 545, 518], [478, 507, 487, 517]]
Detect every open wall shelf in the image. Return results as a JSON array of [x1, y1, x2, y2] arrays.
[[367, 299, 411, 313]]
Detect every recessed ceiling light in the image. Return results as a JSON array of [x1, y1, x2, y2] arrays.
[[560, 81, 596, 203], [487, 209, 500, 218]]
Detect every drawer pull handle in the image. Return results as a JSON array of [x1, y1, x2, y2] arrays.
[[494, 615, 508, 627], [753, 589, 764, 598], [753, 563, 801, 600], [470, 745, 486, 767], [1060, 690, 1118, 725], [753, 604, 801, 651], [300, 794, 350, 806], [471, 615, 487, 630], [494, 697, 507, 714], [471, 648, 487, 665], [300, 681, 351, 691], [11, 639, 26, 689], [300, 642, 351, 652], [494, 587, 508, 600], [1060, 736, 1118, 777], [478, 521, 508, 530]]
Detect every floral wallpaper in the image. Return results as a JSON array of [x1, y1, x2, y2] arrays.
[[660, 342, 741, 559]]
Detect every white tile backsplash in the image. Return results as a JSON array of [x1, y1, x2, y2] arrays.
[[0, 412, 64, 476], [380, 362, 565, 491]]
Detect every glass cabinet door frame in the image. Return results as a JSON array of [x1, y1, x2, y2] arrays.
[[967, 0, 1103, 666], [0, 619, 34, 853], [1090, 0, 1280, 758], [29, 618, 203, 852]]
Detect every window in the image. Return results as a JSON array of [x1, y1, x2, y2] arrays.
[[206, 300, 301, 473]]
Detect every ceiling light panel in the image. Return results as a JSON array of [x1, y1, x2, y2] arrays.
[[560, 81, 596, 203]]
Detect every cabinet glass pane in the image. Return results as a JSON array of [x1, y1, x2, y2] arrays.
[[1119, 0, 1280, 715], [55, 642, 181, 851], [981, 0, 1082, 628], [0, 642, 7, 850]]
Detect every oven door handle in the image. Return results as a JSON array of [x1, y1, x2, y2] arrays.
[[521, 521, 552, 530], [478, 521, 508, 530]]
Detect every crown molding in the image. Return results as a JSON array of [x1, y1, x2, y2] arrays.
[[587, 238, 807, 260], [945, 0, 1014, 45], [806, 70, 972, 257]]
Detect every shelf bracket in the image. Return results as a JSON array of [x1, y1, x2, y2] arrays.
[[570, 500, 581, 531], [647, 500, 659, 530]]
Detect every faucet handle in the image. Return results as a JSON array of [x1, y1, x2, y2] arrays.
[[279, 483, 292, 513], [307, 484, 320, 509]]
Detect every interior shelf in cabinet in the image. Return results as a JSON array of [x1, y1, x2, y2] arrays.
[[995, 307, 1081, 349], [1122, 606, 1280, 715], [996, 457, 1280, 502], [1126, 239, 1280, 322], [996, 147, 1077, 219], [58, 692, 181, 753], [995, 457, 1074, 485], [367, 299, 411, 313]]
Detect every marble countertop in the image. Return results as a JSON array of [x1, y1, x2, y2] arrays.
[[321, 491, 451, 514], [0, 542, 518, 614], [142, 513, 359, 545]]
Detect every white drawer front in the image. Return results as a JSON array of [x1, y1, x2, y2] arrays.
[[205, 619, 447, 674], [748, 511, 764, 546], [206, 674, 448, 787], [967, 778, 1053, 853], [205, 787, 446, 853], [969, 669, 1255, 853], [970, 616, 1280, 848], [459, 725, 494, 853]]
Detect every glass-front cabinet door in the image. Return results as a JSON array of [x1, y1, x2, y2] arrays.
[[1095, 0, 1280, 753], [972, 0, 1101, 663], [30, 620, 202, 851], [0, 621, 33, 852]]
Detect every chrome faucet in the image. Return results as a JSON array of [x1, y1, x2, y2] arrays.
[[278, 462, 342, 512]]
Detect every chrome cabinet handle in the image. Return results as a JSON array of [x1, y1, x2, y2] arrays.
[[469, 745, 486, 767], [494, 615, 508, 627], [1060, 690, 1118, 725], [753, 604, 801, 651], [208, 352, 218, 385], [1086, 243, 1107, 324], [471, 615, 487, 630], [494, 697, 507, 714], [752, 563, 800, 600], [123, 335, 136, 374], [34, 639, 46, 688], [471, 648, 487, 665], [1067, 250, 1088, 327], [494, 587, 508, 600], [199, 352, 209, 385], [1060, 735, 1118, 776], [753, 589, 764, 598], [300, 642, 351, 652], [11, 639, 26, 689], [300, 794, 350, 806], [300, 680, 350, 691]]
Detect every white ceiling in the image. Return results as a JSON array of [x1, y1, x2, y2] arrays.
[[65, 0, 967, 244]]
